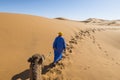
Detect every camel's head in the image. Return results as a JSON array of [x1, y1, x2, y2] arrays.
[[28, 54, 45, 65]]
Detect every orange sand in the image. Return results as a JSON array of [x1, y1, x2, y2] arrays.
[[0, 13, 120, 80]]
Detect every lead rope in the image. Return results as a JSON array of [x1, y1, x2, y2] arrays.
[[46, 52, 52, 58], [43, 52, 52, 63]]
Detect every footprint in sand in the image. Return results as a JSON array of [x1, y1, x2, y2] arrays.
[[111, 58, 114, 61], [92, 29, 95, 33], [97, 44, 102, 50], [66, 43, 69, 46], [53, 69, 62, 74], [89, 35, 93, 39], [105, 53, 109, 56], [79, 30, 84, 36], [98, 46, 102, 50], [66, 43, 74, 53], [86, 30, 91, 37], [83, 66, 90, 70], [75, 33, 80, 39], [82, 32, 86, 37], [69, 38, 78, 44], [91, 36, 96, 43], [84, 68, 87, 70], [104, 50, 107, 53], [66, 47, 73, 53], [90, 37, 92, 39], [49, 63, 63, 74], [116, 62, 120, 65], [68, 49, 72, 53], [57, 62, 65, 69], [71, 38, 78, 44]]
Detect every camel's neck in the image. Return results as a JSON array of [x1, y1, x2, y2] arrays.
[[30, 63, 42, 80]]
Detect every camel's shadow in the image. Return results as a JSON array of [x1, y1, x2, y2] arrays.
[[11, 63, 54, 80], [11, 69, 30, 80]]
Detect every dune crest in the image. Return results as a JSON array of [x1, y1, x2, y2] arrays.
[[82, 18, 120, 26]]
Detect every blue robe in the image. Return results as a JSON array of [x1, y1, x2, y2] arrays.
[[53, 36, 66, 63]]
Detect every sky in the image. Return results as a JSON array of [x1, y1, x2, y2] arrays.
[[0, 0, 120, 20]]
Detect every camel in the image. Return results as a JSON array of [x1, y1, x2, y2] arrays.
[[28, 54, 45, 80]]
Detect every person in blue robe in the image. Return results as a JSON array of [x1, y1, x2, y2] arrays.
[[53, 32, 66, 64]]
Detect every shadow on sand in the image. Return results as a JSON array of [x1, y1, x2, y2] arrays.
[[11, 69, 30, 80], [11, 63, 55, 80], [42, 62, 55, 74]]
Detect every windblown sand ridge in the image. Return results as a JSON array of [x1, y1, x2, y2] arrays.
[[82, 18, 120, 26], [0, 13, 120, 80]]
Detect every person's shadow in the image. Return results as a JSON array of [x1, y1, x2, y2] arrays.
[[11, 69, 30, 80], [42, 62, 55, 74]]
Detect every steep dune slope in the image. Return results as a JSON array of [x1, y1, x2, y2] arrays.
[[0, 13, 120, 80], [0, 13, 85, 80]]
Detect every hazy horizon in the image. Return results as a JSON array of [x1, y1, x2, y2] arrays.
[[0, 0, 120, 20]]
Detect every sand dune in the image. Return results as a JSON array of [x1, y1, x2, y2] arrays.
[[0, 13, 120, 80], [54, 17, 69, 20], [82, 18, 120, 26]]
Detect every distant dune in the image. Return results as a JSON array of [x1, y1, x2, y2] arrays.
[[55, 17, 120, 26], [82, 18, 120, 26], [0, 13, 120, 80], [54, 17, 69, 20]]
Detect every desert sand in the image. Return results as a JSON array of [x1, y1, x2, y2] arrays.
[[0, 13, 120, 80]]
